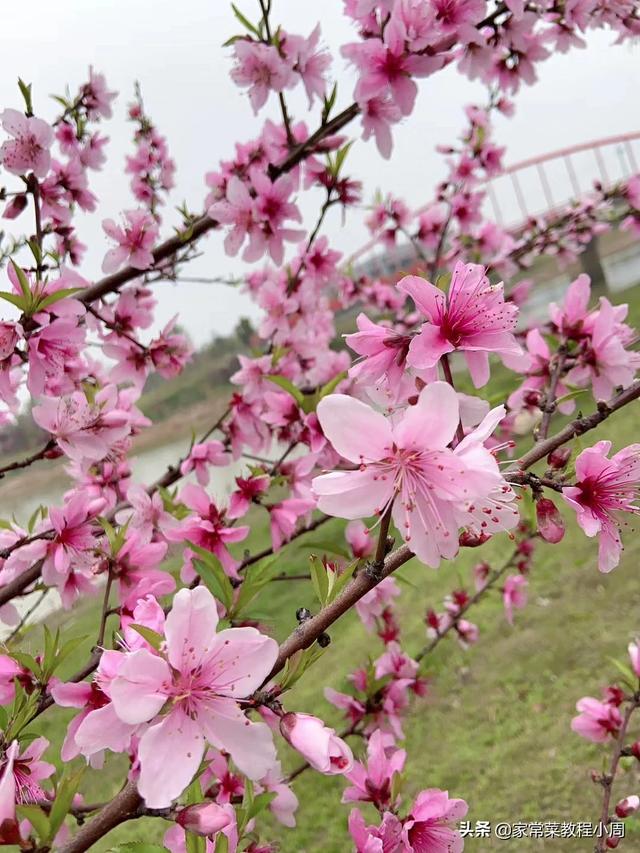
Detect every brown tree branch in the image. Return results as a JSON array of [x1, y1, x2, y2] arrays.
[[58, 780, 142, 853]]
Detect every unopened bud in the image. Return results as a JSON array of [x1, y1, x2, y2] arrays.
[[631, 741, 640, 761], [536, 498, 565, 544], [176, 803, 231, 836], [523, 389, 542, 408], [615, 795, 640, 818], [43, 445, 64, 460], [547, 446, 571, 469], [606, 836, 620, 848], [3, 193, 28, 220]]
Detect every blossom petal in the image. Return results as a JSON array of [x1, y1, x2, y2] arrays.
[[137, 711, 206, 808], [316, 394, 392, 463], [205, 626, 279, 698], [393, 381, 460, 450], [313, 469, 394, 519], [200, 696, 277, 781], [110, 648, 171, 724], [165, 586, 220, 671]]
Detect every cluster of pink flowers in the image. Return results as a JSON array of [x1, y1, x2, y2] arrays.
[[230, 24, 330, 114], [125, 89, 176, 218]]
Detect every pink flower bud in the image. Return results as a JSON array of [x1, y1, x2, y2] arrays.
[[606, 837, 620, 848], [632, 741, 640, 761], [547, 446, 571, 469], [2, 193, 28, 220], [615, 795, 640, 818], [280, 712, 353, 775], [176, 802, 231, 836], [536, 498, 565, 543]]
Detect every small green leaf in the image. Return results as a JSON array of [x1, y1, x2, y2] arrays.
[[279, 644, 326, 691], [265, 375, 304, 407], [16, 805, 50, 842], [233, 555, 278, 616], [327, 557, 359, 603], [36, 287, 84, 311], [111, 845, 170, 853], [98, 516, 119, 553], [608, 656, 636, 685], [309, 554, 329, 607], [48, 765, 85, 842], [246, 790, 277, 821], [318, 371, 347, 400], [10, 652, 41, 678], [231, 4, 260, 37], [128, 624, 164, 652], [17, 78, 33, 115], [214, 835, 229, 853], [0, 291, 27, 311], [10, 259, 32, 301], [187, 542, 234, 611]]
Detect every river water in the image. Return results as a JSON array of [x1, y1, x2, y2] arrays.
[[0, 437, 268, 639]]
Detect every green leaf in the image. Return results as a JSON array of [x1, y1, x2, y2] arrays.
[[187, 542, 234, 611], [17, 78, 33, 115], [98, 516, 118, 553], [233, 555, 278, 616], [10, 259, 32, 302], [0, 291, 27, 311], [318, 371, 347, 400], [327, 557, 359, 603], [309, 554, 329, 607], [49, 633, 89, 675], [16, 805, 50, 842], [111, 845, 170, 853], [47, 765, 85, 842], [279, 644, 326, 691], [333, 141, 354, 178], [608, 656, 636, 685], [36, 287, 84, 311], [246, 790, 277, 821], [128, 624, 164, 652], [265, 375, 304, 407], [214, 835, 229, 853], [322, 83, 337, 123], [231, 4, 260, 37]]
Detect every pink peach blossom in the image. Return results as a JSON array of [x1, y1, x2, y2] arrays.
[[109, 586, 279, 807], [313, 382, 518, 567], [571, 697, 622, 743], [0, 109, 53, 177], [102, 209, 159, 273], [399, 262, 521, 388], [562, 441, 640, 572]]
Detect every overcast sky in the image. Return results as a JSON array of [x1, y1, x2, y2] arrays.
[[2, 2, 639, 347]]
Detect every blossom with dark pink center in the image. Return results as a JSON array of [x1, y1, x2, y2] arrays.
[[313, 382, 518, 568], [562, 440, 640, 573], [571, 697, 622, 743], [402, 788, 469, 853], [399, 261, 521, 388]]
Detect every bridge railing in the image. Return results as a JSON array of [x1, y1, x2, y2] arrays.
[[484, 132, 640, 230]]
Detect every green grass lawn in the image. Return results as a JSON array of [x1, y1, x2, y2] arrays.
[[7, 287, 640, 851]]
